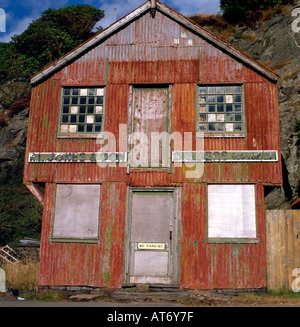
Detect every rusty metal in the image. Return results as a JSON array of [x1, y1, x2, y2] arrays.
[[25, 5, 281, 289]]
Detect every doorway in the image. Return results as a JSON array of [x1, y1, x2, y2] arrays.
[[125, 188, 180, 285]]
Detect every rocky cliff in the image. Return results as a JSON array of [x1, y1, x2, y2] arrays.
[[230, 3, 300, 208], [0, 4, 299, 212]]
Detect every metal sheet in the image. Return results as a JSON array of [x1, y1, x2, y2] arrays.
[[26, 7, 280, 290], [24, 12, 282, 186], [52, 184, 100, 240], [207, 184, 256, 239], [133, 251, 168, 276], [131, 193, 171, 242]]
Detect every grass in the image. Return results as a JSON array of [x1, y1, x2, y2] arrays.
[[2, 261, 300, 303], [1, 261, 69, 301], [236, 289, 300, 305], [23, 289, 69, 302], [2, 261, 39, 292]]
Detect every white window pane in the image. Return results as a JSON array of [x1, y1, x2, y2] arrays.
[[87, 115, 94, 124], [70, 106, 78, 114], [52, 184, 100, 239], [80, 88, 88, 96], [208, 184, 256, 239], [68, 125, 77, 133], [96, 88, 104, 96]]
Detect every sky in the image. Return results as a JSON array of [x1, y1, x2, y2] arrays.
[[0, 0, 220, 42]]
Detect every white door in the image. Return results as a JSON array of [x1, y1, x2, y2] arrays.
[[127, 191, 177, 284]]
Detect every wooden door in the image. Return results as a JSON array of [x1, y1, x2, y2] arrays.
[[126, 190, 178, 284], [129, 87, 170, 168]]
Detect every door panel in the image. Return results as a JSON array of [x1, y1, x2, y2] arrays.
[[133, 251, 168, 276], [130, 87, 169, 168], [127, 191, 177, 284], [131, 193, 171, 242]]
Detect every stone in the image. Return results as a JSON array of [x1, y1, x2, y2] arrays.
[[69, 293, 104, 301], [231, 4, 300, 207], [112, 290, 190, 301], [0, 147, 18, 161], [136, 284, 150, 292]]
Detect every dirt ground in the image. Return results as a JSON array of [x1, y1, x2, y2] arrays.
[[181, 295, 300, 306], [1, 289, 300, 306]]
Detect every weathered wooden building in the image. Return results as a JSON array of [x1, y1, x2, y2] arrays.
[[24, 0, 282, 290]]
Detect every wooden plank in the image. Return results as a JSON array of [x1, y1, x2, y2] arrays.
[[25, 182, 44, 206], [266, 210, 300, 290], [131, 87, 169, 168], [0, 246, 20, 263]]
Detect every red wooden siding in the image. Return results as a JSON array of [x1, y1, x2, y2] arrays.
[[39, 182, 127, 287], [180, 183, 266, 289], [24, 79, 282, 185], [39, 181, 267, 289]]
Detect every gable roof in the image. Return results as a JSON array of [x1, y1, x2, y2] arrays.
[[30, 0, 279, 85]]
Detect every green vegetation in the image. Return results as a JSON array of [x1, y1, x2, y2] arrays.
[[0, 148, 43, 247], [0, 5, 105, 248], [190, 0, 297, 40], [0, 4, 104, 81], [2, 261, 39, 292], [237, 289, 300, 303], [220, 0, 297, 25], [296, 119, 300, 141]]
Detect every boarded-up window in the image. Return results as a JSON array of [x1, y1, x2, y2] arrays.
[[52, 184, 100, 241], [130, 87, 169, 168], [208, 184, 256, 240]]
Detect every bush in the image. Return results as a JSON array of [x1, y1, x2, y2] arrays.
[[296, 119, 300, 141], [223, 5, 247, 24], [7, 97, 31, 118], [245, 10, 264, 27], [190, 14, 228, 29], [0, 113, 7, 128], [189, 14, 233, 37], [220, 0, 297, 12], [0, 81, 31, 111]]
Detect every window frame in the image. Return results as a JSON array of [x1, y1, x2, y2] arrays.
[[195, 84, 246, 138], [57, 86, 106, 139], [51, 184, 101, 243], [206, 184, 258, 244]]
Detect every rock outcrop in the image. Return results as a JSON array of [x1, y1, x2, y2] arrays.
[[230, 3, 300, 208]]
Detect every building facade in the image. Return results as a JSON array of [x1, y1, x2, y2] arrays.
[[24, 1, 282, 290]]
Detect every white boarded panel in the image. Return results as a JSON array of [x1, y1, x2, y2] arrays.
[[131, 88, 168, 167], [52, 184, 100, 239], [208, 184, 256, 238], [133, 251, 168, 276], [131, 193, 171, 242]]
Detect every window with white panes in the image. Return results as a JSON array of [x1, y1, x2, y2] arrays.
[[197, 85, 244, 134], [59, 87, 105, 135]]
